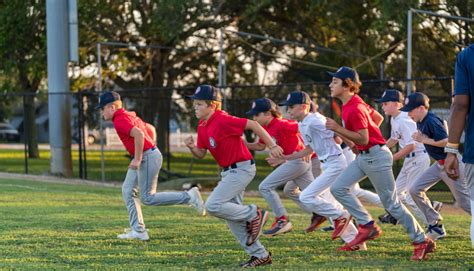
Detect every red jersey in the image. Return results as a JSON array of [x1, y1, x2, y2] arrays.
[[113, 108, 155, 156], [341, 94, 385, 151], [258, 118, 305, 155], [197, 110, 253, 168]]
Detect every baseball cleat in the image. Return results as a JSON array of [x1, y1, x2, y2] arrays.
[[240, 252, 272, 268], [426, 223, 446, 240], [332, 212, 352, 240], [337, 241, 367, 251], [187, 187, 206, 216], [117, 229, 149, 241], [378, 212, 398, 225], [305, 213, 327, 233], [246, 208, 269, 246], [346, 222, 382, 247], [412, 238, 436, 261], [263, 217, 292, 237]]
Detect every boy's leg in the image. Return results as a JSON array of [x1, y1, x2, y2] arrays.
[[310, 157, 322, 178], [300, 155, 348, 220], [331, 156, 372, 224], [205, 164, 269, 258], [409, 163, 443, 225], [259, 159, 311, 217], [352, 183, 382, 207], [122, 169, 145, 232], [363, 146, 425, 243]]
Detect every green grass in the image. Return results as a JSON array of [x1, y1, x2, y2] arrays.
[[0, 178, 472, 269]]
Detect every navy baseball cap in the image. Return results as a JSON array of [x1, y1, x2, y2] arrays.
[[326, 66, 357, 82], [186, 85, 221, 101], [96, 91, 121, 109], [375, 89, 404, 103], [278, 91, 311, 106], [400, 92, 430, 112], [246, 98, 275, 116]]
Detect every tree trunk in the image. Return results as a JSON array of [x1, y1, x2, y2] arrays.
[[24, 95, 39, 158], [143, 89, 171, 155]]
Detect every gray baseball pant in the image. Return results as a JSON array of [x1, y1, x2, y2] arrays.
[[205, 161, 269, 258], [409, 154, 471, 226], [122, 148, 190, 232], [396, 151, 431, 225], [464, 163, 474, 247], [259, 158, 313, 217], [331, 145, 426, 243]]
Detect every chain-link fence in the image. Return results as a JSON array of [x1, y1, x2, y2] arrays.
[[0, 77, 458, 201]]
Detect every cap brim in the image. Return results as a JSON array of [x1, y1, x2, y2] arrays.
[[245, 109, 260, 116], [326, 71, 338, 78], [400, 104, 416, 112]]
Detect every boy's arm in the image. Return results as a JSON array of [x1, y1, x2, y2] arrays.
[[246, 120, 283, 157], [185, 135, 207, 159], [145, 123, 157, 143], [392, 143, 415, 161], [412, 131, 448, 147], [370, 110, 384, 127], [245, 141, 267, 151], [284, 145, 313, 160], [326, 118, 369, 146], [129, 127, 145, 169], [386, 138, 398, 149]]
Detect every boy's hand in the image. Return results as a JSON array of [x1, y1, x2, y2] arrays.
[[326, 117, 341, 132], [129, 158, 141, 170], [266, 156, 285, 167], [412, 131, 426, 143], [269, 145, 284, 158], [184, 136, 195, 148]]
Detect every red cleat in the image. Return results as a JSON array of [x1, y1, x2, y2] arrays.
[[331, 213, 352, 240], [346, 222, 382, 246], [411, 238, 436, 261], [305, 213, 327, 233]]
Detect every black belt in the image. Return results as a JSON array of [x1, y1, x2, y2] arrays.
[[223, 159, 255, 172], [406, 150, 427, 158], [131, 146, 156, 159], [359, 144, 385, 155], [320, 153, 342, 163]]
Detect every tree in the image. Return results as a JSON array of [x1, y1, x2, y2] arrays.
[[0, 1, 45, 158]]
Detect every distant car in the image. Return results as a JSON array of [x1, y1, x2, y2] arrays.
[[0, 122, 20, 142]]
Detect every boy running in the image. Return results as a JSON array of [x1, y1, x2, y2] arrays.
[[268, 91, 363, 249], [375, 89, 432, 226], [185, 85, 283, 268], [96, 91, 205, 241], [326, 67, 435, 260], [245, 98, 314, 236], [401, 92, 471, 240]]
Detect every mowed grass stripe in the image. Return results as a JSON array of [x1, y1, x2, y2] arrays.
[[0, 178, 472, 269]]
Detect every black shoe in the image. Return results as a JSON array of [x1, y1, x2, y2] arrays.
[[240, 252, 272, 268], [378, 212, 398, 225]]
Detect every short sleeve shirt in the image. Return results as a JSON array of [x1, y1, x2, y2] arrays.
[[112, 108, 155, 156], [417, 112, 448, 161], [390, 111, 425, 152], [258, 118, 305, 155], [299, 112, 342, 160], [454, 44, 474, 163], [196, 110, 253, 168], [341, 95, 385, 151]]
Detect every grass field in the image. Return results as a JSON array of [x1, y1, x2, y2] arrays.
[[0, 178, 472, 269]]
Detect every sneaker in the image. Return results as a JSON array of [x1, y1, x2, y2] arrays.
[[246, 208, 269, 246], [263, 217, 292, 236], [305, 213, 327, 233], [432, 201, 443, 212], [337, 242, 368, 251], [426, 224, 446, 240], [187, 187, 206, 216], [321, 225, 334, 232], [411, 238, 436, 261], [239, 252, 272, 268], [378, 212, 398, 225], [331, 212, 352, 240], [117, 229, 149, 241], [346, 222, 382, 247]]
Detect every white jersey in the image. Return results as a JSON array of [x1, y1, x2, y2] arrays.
[[299, 112, 342, 161], [390, 111, 425, 152]]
